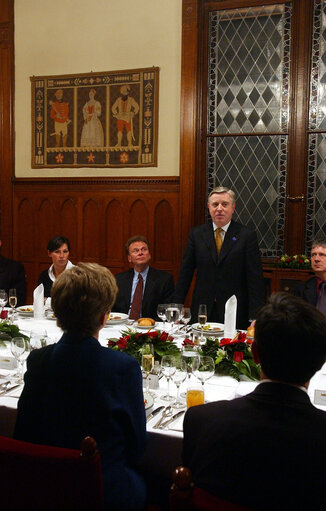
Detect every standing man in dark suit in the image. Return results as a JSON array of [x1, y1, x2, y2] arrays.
[[174, 187, 265, 329], [294, 238, 326, 314], [183, 292, 326, 511], [0, 240, 26, 306], [112, 236, 174, 320]]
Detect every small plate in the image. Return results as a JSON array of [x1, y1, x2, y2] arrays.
[[105, 312, 129, 326], [17, 306, 34, 317], [136, 322, 157, 330], [192, 322, 224, 336], [144, 392, 154, 413]]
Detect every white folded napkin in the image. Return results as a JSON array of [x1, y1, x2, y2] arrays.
[[33, 284, 44, 319], [224, 294, 237, 338]]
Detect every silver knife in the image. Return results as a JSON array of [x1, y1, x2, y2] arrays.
[[159, 410, 185, 429], [146, 405, 164, 423], [0, 383, 22, 396]]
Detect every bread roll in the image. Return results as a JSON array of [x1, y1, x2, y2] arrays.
[[137, 317, 155, 326]]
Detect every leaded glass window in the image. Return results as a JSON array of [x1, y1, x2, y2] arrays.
[[306, 0, 326, 252], [207, 3, 291, 257]]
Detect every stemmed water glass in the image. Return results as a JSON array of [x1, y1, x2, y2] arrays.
[[29, 329, 48, 350], [141, 343, 154, 396], [9, 288, 17, 320], [157, 304, 168, 330], [193, 355, 215, 397], [172, 357, 187, 409], [10, 337, 26, 383], [180, 348, 200, 398], [198, 304, 208, 344], [0, 289, 8, 318], [161, 355, 177, 402], [165, 304, 182, 333]]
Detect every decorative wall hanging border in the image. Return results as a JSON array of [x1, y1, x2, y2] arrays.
[[31, 67, 159, 168]]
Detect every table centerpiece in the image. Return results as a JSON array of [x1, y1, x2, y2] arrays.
[[183, 332, 260, 382], [107, 328, 181, 363], [0, 320, 30, 347]]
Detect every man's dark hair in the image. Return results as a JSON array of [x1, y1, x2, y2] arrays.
[[47, 235, 71, 252], [125, 236, 150, 255], [255, 292, 326, 385]]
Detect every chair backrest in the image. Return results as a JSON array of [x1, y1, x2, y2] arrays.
[[170, 466, 255, 511], [0, 435, 104, 511]]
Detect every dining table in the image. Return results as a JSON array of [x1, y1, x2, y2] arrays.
[[1, 308, 326, 481]]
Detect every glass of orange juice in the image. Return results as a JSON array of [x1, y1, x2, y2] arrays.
[[186, 385, 205, 408]]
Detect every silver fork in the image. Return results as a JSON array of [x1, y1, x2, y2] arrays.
[[152, 405, 173, 429]]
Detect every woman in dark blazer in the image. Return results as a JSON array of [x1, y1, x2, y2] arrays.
[[15, 262, 147, 511]]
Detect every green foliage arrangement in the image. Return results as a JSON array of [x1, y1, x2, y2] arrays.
[[275, 254, 311, 269], [107, 328, 180, 363]]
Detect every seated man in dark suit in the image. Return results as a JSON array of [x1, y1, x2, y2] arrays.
[[0, 239, 26, 306], [294, 237, 326, 316], [112, 235, 175, 320], [183, 292, 326, 511]]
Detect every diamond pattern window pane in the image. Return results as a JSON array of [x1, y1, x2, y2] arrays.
[[306, 133, 326, 252], [208, 4, 291, 134], [309, 0, 326, 130], [207, 135, 287, 257]]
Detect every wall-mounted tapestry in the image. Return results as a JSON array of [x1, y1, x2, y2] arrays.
[[31, 67, 159, 168]]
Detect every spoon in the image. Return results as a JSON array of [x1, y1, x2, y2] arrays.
[[152, 405, 173, 429]]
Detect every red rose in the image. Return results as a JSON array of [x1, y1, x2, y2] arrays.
[[220, 338, 232, 346], [237, 332, 247, 342], [107, 340, 116, 347], [159, 331, 169, 341], [117, 338, 128, 350], [147, 331, 158, 338], [233, 351, 243, 362], [246, 338, 253, 345], [183, 338, 194, 347]]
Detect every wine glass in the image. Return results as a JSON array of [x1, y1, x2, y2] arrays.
[[165, 305, 181, 333], [179, 306, 191, 334], [172, 357, 187, 409], [29, 329, 48, 350], [8, 288, 17, 320], [194, 355, 215, 397], [141, 343, 154, 396], [180, 348, 200, 398], [157, 304, 168, 329], [198, 304, 208, 344], [10, 337, 26, 383], [0, 289, 8, 318], [161, 355, 177, 402]]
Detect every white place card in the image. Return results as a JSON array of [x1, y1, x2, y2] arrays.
[[314, 389, 326, 406], [0, 356, 17, 370]]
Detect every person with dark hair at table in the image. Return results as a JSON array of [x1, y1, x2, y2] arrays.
[[37, 235, 74, 297], [112, 235, 175, 320], [183, 292, 326, 511], [0, 239, 26, 306], [15, 262, 147, 511], [294, 237, 326, 317]]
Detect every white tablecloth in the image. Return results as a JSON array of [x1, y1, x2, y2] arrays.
[[1, 312, 326, 478]]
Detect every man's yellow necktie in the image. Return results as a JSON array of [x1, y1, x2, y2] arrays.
[[215, 227, 223, 255]]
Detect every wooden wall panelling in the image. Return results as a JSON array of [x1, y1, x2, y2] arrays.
[[0, 0, 14, 252], [60, 198, 78, 258], [82, 199, 101, 262], [104, 199, 125, 270]]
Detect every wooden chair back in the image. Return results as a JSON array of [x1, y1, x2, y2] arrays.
[[170, 466, 255, 511], [0, 435, 104, 510]]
